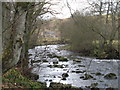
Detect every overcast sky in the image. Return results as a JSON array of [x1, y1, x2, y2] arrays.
[[43, 0, 90, 19], [43, 0, 120, 19]]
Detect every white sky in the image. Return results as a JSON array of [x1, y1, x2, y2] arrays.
[[43, 0, 120, 19], [44, 0, 90, 19]]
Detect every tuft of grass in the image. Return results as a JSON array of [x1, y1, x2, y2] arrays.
[[2, 68, 46, 89]]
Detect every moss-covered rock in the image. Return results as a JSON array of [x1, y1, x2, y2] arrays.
[[59, 57, 68, 61], [2, 68, 46, 89], [47, 65, 64, 68], [49, 82, 72, 89], [95, 72, 103, 76], [74, 59, 81, 62], [90, 83, 98, 88], [104, 73, 117, 79]]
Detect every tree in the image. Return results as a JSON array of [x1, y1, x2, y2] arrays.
[[2, 1, 54, 73], [88, 1, 120, 58], [59, 0, 119, 58]]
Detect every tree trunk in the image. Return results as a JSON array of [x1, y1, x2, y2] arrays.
[[20, 9, 33, 69], [2, 4, 26, 73], [117, 3, 120, 58]]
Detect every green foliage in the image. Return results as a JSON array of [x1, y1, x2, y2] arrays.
[[3, 68, 46, 89]]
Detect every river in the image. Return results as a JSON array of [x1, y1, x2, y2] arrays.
[[28, 44, 119, 89]]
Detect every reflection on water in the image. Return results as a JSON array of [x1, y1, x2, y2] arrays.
[[28, 45, 119, 88]]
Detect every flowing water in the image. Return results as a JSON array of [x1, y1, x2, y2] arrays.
[[28, 45, 119, 88]]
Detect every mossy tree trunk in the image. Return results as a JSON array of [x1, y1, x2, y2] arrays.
[[2, 3, 26, 73]]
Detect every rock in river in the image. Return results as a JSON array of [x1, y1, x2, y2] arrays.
[[95, 72, 103, 76], [52, 58, 59, 64], [104, 73, 117, 79], [59, 57, 68, 61], [74, 59, 81, 62], [80, 73, 93, 80], [62, 73, 69, 77]]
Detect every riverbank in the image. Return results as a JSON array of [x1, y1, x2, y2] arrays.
[[2, 67, 46, 89], [2, 67, 80, 89], [58, 44, 119, 59]]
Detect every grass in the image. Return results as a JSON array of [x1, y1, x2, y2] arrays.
[[2, 68, 46, 89]]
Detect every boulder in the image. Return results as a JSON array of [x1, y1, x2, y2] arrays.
[[104, 73, 117, 79]]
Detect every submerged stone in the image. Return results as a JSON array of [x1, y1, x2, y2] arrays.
[[90, 83, 98, 88], [104, 73, 117, 79], [49, 54, 62, 58], [80, 74, 93, 80], [74, 59, 81, 62], [47, 65, 64, 68], [93, 78, 97, 80], [52, 58, 59, 64], [49, 79, 52, 82], [95, 72, 103, 76], [63, 69, 68, 71], [76, 71, 83, 73], [72, 70, 86, 73], [31, 60, 41, 63], [53, 61, 59, 64], [106, 87, 115, 90], [45, 79, 48, 81], [47, 54, 53, 57], [78, 65, 85, 67], [62, 77, 66, 80], [80, 76, 84, 79], [43, 60, 48, 62], [71, 71, 76, 73]]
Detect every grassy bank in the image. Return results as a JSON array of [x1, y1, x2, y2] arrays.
[[2, 68, 46, 89]]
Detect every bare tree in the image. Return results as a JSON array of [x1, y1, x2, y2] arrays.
[[2, 1, 55, 73]]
